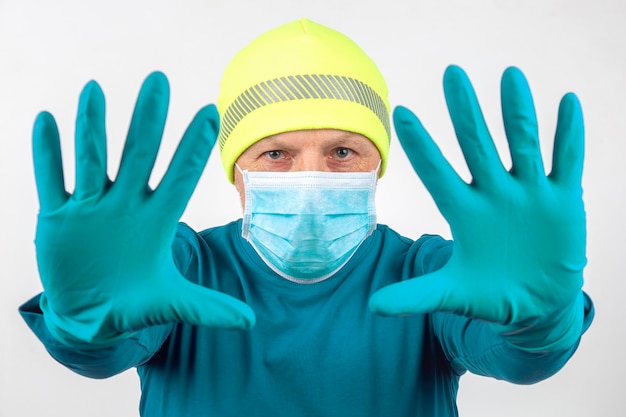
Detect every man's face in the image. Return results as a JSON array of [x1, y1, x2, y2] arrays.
[[233, 129, 381, 207]]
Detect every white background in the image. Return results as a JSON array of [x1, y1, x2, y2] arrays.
[[1, 0, 623, 416]]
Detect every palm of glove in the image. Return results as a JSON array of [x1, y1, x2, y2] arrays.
[[370, 66, 585, 326], [36, 178, 194, 339], [34, 73, 254, 347]]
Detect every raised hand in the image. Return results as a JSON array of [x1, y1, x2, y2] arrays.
[[34, 72, 255, 348], [370, 66, 586, 349]]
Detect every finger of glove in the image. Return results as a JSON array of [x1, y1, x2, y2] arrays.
[[33, 111, 68, 212], [153, 104, 218, 218], [115, 72, 169, 193], [138, 279, 256, 330], [549, 93, 584, 188], [394, 106, 467, 215], [74, 81, 108, 200], [443, 65, 504, 186], [501, 67, 545, 181]]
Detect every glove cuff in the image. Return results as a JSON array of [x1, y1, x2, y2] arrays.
[[489, 291, 585, 352], [40, 293, 134, 350]]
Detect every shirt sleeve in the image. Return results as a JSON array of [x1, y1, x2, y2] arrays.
[[409, 234, 595, 384], [19, 294, 173, 379], [431, 295, 594, 384]]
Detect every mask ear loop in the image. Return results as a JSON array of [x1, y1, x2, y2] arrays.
[[234, 163, 249, 194], [374, 159, 382, 178], [237, 162, 253, 239], [366, 160, 380, 236], [234, 164, 253, 225]]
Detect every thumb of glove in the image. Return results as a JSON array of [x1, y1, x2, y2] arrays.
[[127, 275, 257, 331], [369, 271, 459, 317]]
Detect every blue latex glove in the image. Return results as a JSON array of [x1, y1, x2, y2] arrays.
[[34, 72, 255, 349], [369, 66, 586, 351]]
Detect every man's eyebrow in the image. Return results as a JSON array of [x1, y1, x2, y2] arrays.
[[254, 131, 369, 149], [331, 134, 371, 146], [249, 136, 283, 149]]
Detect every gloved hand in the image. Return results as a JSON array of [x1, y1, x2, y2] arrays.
[[33, 72, 256, 349], [369, 66, 586, 351]]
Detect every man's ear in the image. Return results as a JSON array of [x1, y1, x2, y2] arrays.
[[233, 167, 246, 210]]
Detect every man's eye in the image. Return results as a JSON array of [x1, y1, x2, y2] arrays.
[[265, 150, 283, 159], [335, 148, 353, 158]]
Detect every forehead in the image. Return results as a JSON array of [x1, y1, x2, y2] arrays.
[[243, 129, 375, 153]]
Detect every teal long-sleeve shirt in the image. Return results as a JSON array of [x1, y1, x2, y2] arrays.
[[20, 220, 594, 417]]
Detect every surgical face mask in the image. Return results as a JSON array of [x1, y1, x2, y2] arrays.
[[238, 165, 378, 284]]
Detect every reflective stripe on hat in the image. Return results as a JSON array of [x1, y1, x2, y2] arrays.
[[218, 73, 391, 151]]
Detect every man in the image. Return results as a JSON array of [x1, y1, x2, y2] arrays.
[[20, 18, 594, 416]]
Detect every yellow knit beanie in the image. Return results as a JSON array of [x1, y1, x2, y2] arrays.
[[217, 18, 390, 183]]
